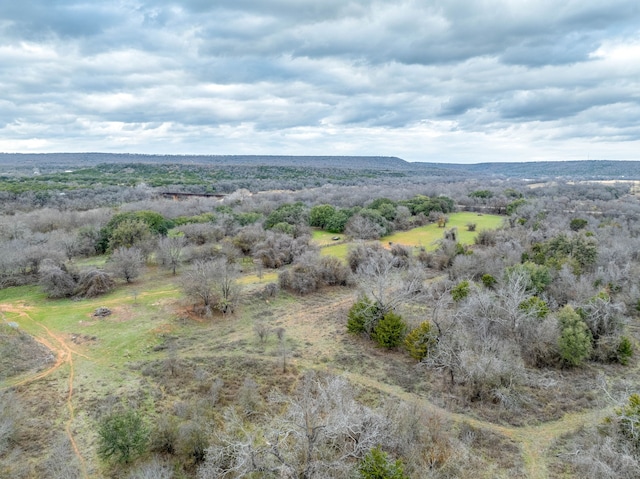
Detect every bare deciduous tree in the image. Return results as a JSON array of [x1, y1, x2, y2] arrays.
[[198, 373, 389, 479], [355, 252, 425, 317], [157, 235, 186, 275], [126, 456, 174, 479], [345, 214, 385, 240], [39, 263, 77, 298], [182, 259, 241, 316], [74, 269, 114, 298], [108, 246, 144, 283], [41, 434, 83, 479]]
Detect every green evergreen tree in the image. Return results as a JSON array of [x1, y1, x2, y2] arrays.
[[358, 447, 408, 479], [372, 312, 407, 349], [404, 321, 437, 361], [518, 296, 550, 318], [616, 336, 634, 365], [97, 408, 149, 464], [616, 393, 640, 450], [347, 296, 382, 335], [557, 306, 593, 367], [309, 204, 336, 229]]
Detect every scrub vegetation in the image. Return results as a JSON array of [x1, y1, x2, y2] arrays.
[[1, 155, 640, 478]]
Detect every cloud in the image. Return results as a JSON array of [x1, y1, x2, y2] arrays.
[[0, 0, 639, 162]]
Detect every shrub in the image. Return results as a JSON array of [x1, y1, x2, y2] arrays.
[[372, 312, 407, 349], [578, 292, 624, 341], [347, 296, 382, 335], [617, 336, 634, 365], [176, 420, 208, 465], [481, 274, 497, 288], [126, 457, 173, 479], [262, 282, 279, 298], [237, 378, 262, 417], [570, 218, 588, 231], [279, 253, 351, 294], [616, 393, 640, 450], [150, 416, 178, 455], [358, 446, 408, 479], [347, 242, 388, 273], [279, 263, 319, 294], [254, 322, 270, 344], [474, 229, 496, 247], [39, 265, 77, 298], [317, 255, 352, 286], [97, 408, 149, 464], [404, 321, 437, 361], [74, 269, 114, 298], [451, 280, 470, 302], [518, 296, 550, 319], [389, 244, 411, 268], [592, 334, 631, 364], [0, 391, 20, 455]]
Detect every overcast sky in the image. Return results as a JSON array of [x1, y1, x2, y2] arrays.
[[1, 1, 639, 163]]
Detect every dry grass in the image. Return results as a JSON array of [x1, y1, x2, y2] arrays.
[[1, 260, 635, 478]]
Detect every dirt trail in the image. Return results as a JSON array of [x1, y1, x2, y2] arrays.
[[339, 368, 610, 479], [270, 290, 613, 479], [1, 303, 89, 479], [1, 285, 619, 479]]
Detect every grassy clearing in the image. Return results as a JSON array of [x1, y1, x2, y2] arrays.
[[442, 211, 505, 243], [73, 255, 108, 268], [313, 212, 504, 259], [311, 229, 345, 246], [237, 271, 279, 285], [320, 243, 350, 260], [382, 212, 504, 250]]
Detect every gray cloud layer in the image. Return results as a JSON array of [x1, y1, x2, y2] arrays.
[[1, 1, 639, 162]]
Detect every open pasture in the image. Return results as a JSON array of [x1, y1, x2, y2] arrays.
[[383, 212, 504, 249]]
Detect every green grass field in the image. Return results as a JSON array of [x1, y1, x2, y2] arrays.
[[383, 212, 504, 250], [314, 212, 504, 260], [311, 229, 345, 246]]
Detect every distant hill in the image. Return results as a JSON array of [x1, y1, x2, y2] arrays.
[[411, 160, 640, 180], [1, 153, 639, 180], [0, 153, 409, 171]]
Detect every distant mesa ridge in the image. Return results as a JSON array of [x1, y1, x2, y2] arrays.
[[0, 153, 409, 170], [1, 153, 639, 179]]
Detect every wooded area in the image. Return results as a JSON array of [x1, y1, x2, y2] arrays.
[[1, 156, 639, 478]]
